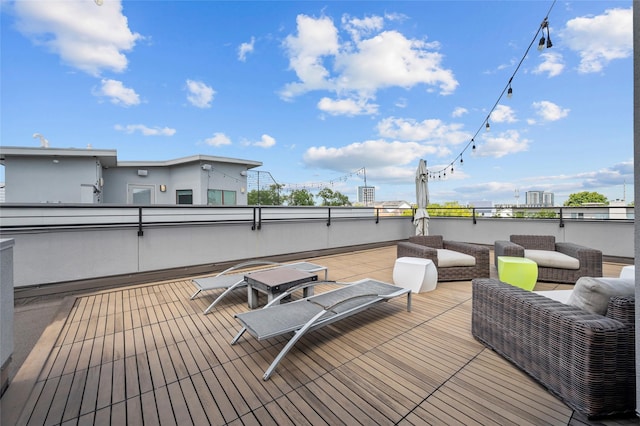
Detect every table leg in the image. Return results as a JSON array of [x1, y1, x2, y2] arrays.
[[302, 286, 314, 298], [247, 285, 260, 309]]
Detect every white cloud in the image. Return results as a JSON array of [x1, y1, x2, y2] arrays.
[[186, 79, 215, 108], [474, 130, 530, 158], [341, 14, 384, 42], [317, 97, 378, 116], [204, 133, 232, 147], [95, 79, 140, 106], [452, 107, 468, 118], [560, 7, 632, 73], [533, 52, 564, 77], [490, 104, 517, 123], [14, 0, 141, 76], [303, 139, 440, 171], [114, 124, 175, 136], [376, 117, 470, 145], [253, 134, 276, 148], [280, 14, 458, 115], [532, 100, 570, 122], [238, 36, 255, 61]]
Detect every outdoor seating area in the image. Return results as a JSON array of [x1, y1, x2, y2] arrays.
[[472, 277, 635, 418], [2, 245, 637, 425], [494, 234, 603, 283], [396, 235, 490, 281]]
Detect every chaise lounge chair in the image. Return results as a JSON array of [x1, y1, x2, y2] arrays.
[[231, 278, 411, 380], [191, 260, 328, 314]]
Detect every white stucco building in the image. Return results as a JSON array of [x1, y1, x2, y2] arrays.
[[0, 146, 261, 205]]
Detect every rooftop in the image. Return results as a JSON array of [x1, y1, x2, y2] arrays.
[[2, 245, 638, 425]]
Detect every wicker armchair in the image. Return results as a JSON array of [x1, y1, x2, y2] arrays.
[[494, 235, 602, 284], [397, 235, 490, 281], [472, 278, 635, 418]]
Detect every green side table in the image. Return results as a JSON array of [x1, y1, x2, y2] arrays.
[[497, 256, 538, 291]]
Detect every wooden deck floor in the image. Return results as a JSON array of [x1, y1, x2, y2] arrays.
[[2, 246, 638, 425]]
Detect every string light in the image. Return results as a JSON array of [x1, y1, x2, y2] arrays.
[[426, 1, 556, 181]]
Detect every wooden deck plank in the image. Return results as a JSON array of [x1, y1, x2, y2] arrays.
[[7, 248, 635, 426]]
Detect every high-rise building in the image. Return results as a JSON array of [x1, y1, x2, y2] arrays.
[[358, 186, 375, 205], [525, 190, 554, 207]]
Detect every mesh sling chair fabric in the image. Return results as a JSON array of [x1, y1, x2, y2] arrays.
[[191, 260, 328, 314], [231, 278, 411, 380]]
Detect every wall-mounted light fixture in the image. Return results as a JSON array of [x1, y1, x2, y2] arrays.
[[52, 159, 59, 164], [241, 187, 246, 194], [160, 184, 167, 192], [201, 164, 212, 171], [240, 170, 248, 176], [138, 169, 148, 176]]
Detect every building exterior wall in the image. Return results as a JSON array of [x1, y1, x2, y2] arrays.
[[4, 157, 101, 203]]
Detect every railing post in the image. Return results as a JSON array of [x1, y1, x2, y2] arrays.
[[258, 207, 262, 230], [137, 207, 144, 236], [252, 207, 257, 230], [376, 208, 379, 224], [559, 207, 564, 227], [472, 208, 477, 225], [327, 208, 331, 226]]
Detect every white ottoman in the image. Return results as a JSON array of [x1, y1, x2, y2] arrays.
[[620, 265, 635, 280], [393, 257, 438, 293]]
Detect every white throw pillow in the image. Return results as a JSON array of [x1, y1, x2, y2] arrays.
[[524, 249, 580, 270], [567, 276, 635, 315], [436, 249, 476, 267]]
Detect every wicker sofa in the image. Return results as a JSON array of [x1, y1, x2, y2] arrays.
[[397, 235, 490, 281], [494, 235, 602, 284], [471, 278, 635, 418]]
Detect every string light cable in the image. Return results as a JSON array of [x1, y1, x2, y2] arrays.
[[428, 0, 557, 180]]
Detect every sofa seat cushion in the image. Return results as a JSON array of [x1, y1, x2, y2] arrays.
[[567, 276, 635, 315], [437, 249, 476, 267], [524, 249, 579, 270]]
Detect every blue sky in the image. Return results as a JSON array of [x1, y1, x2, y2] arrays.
[[1, 0, 633, 205]]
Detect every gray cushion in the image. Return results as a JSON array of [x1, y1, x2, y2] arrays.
[[524, 249, 580, 270], [437, 249, 476, 267], [567, 276, 635, 315]]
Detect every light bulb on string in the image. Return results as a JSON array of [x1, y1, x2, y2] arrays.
[[485, 121, 491, 132], [460, 157, 464, 165], [507, 85, 513, 98], [537, 35, 546, 51], [472, 139, 476, 152]]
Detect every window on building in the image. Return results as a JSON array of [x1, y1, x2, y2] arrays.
[[207, 189, 237, 205], [128, 185, 155, 205], [176, 189, 193, 205]]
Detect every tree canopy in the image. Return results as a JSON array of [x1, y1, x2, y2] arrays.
[[247, 184, 285, 205], [287, 189, 315, 206], [563, 191, 608, 206], [316, 187, 351, 206]]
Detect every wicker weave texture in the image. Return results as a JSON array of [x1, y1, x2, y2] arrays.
[[397, 236, 490, 282], [471, 278, 636, 418], [493, 235, 603, 284]]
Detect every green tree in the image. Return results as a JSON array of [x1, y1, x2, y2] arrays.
[[247, 184, 285, 205], [563, 191, 608, 206], [287, 189, 315, 206], [427, 201, 472, 217], [316, 187, 351, 206], [529, 209, 558, 218]]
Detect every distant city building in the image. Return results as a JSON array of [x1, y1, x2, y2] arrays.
[[469, 200, 493, 216], [358, 186, 375, 205], [373, 200, 411, 216], [525, 190, 554, 207]]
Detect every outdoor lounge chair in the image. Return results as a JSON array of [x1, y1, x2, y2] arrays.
[[231, 278, 411, 380], [191, 260, 328, 314]]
